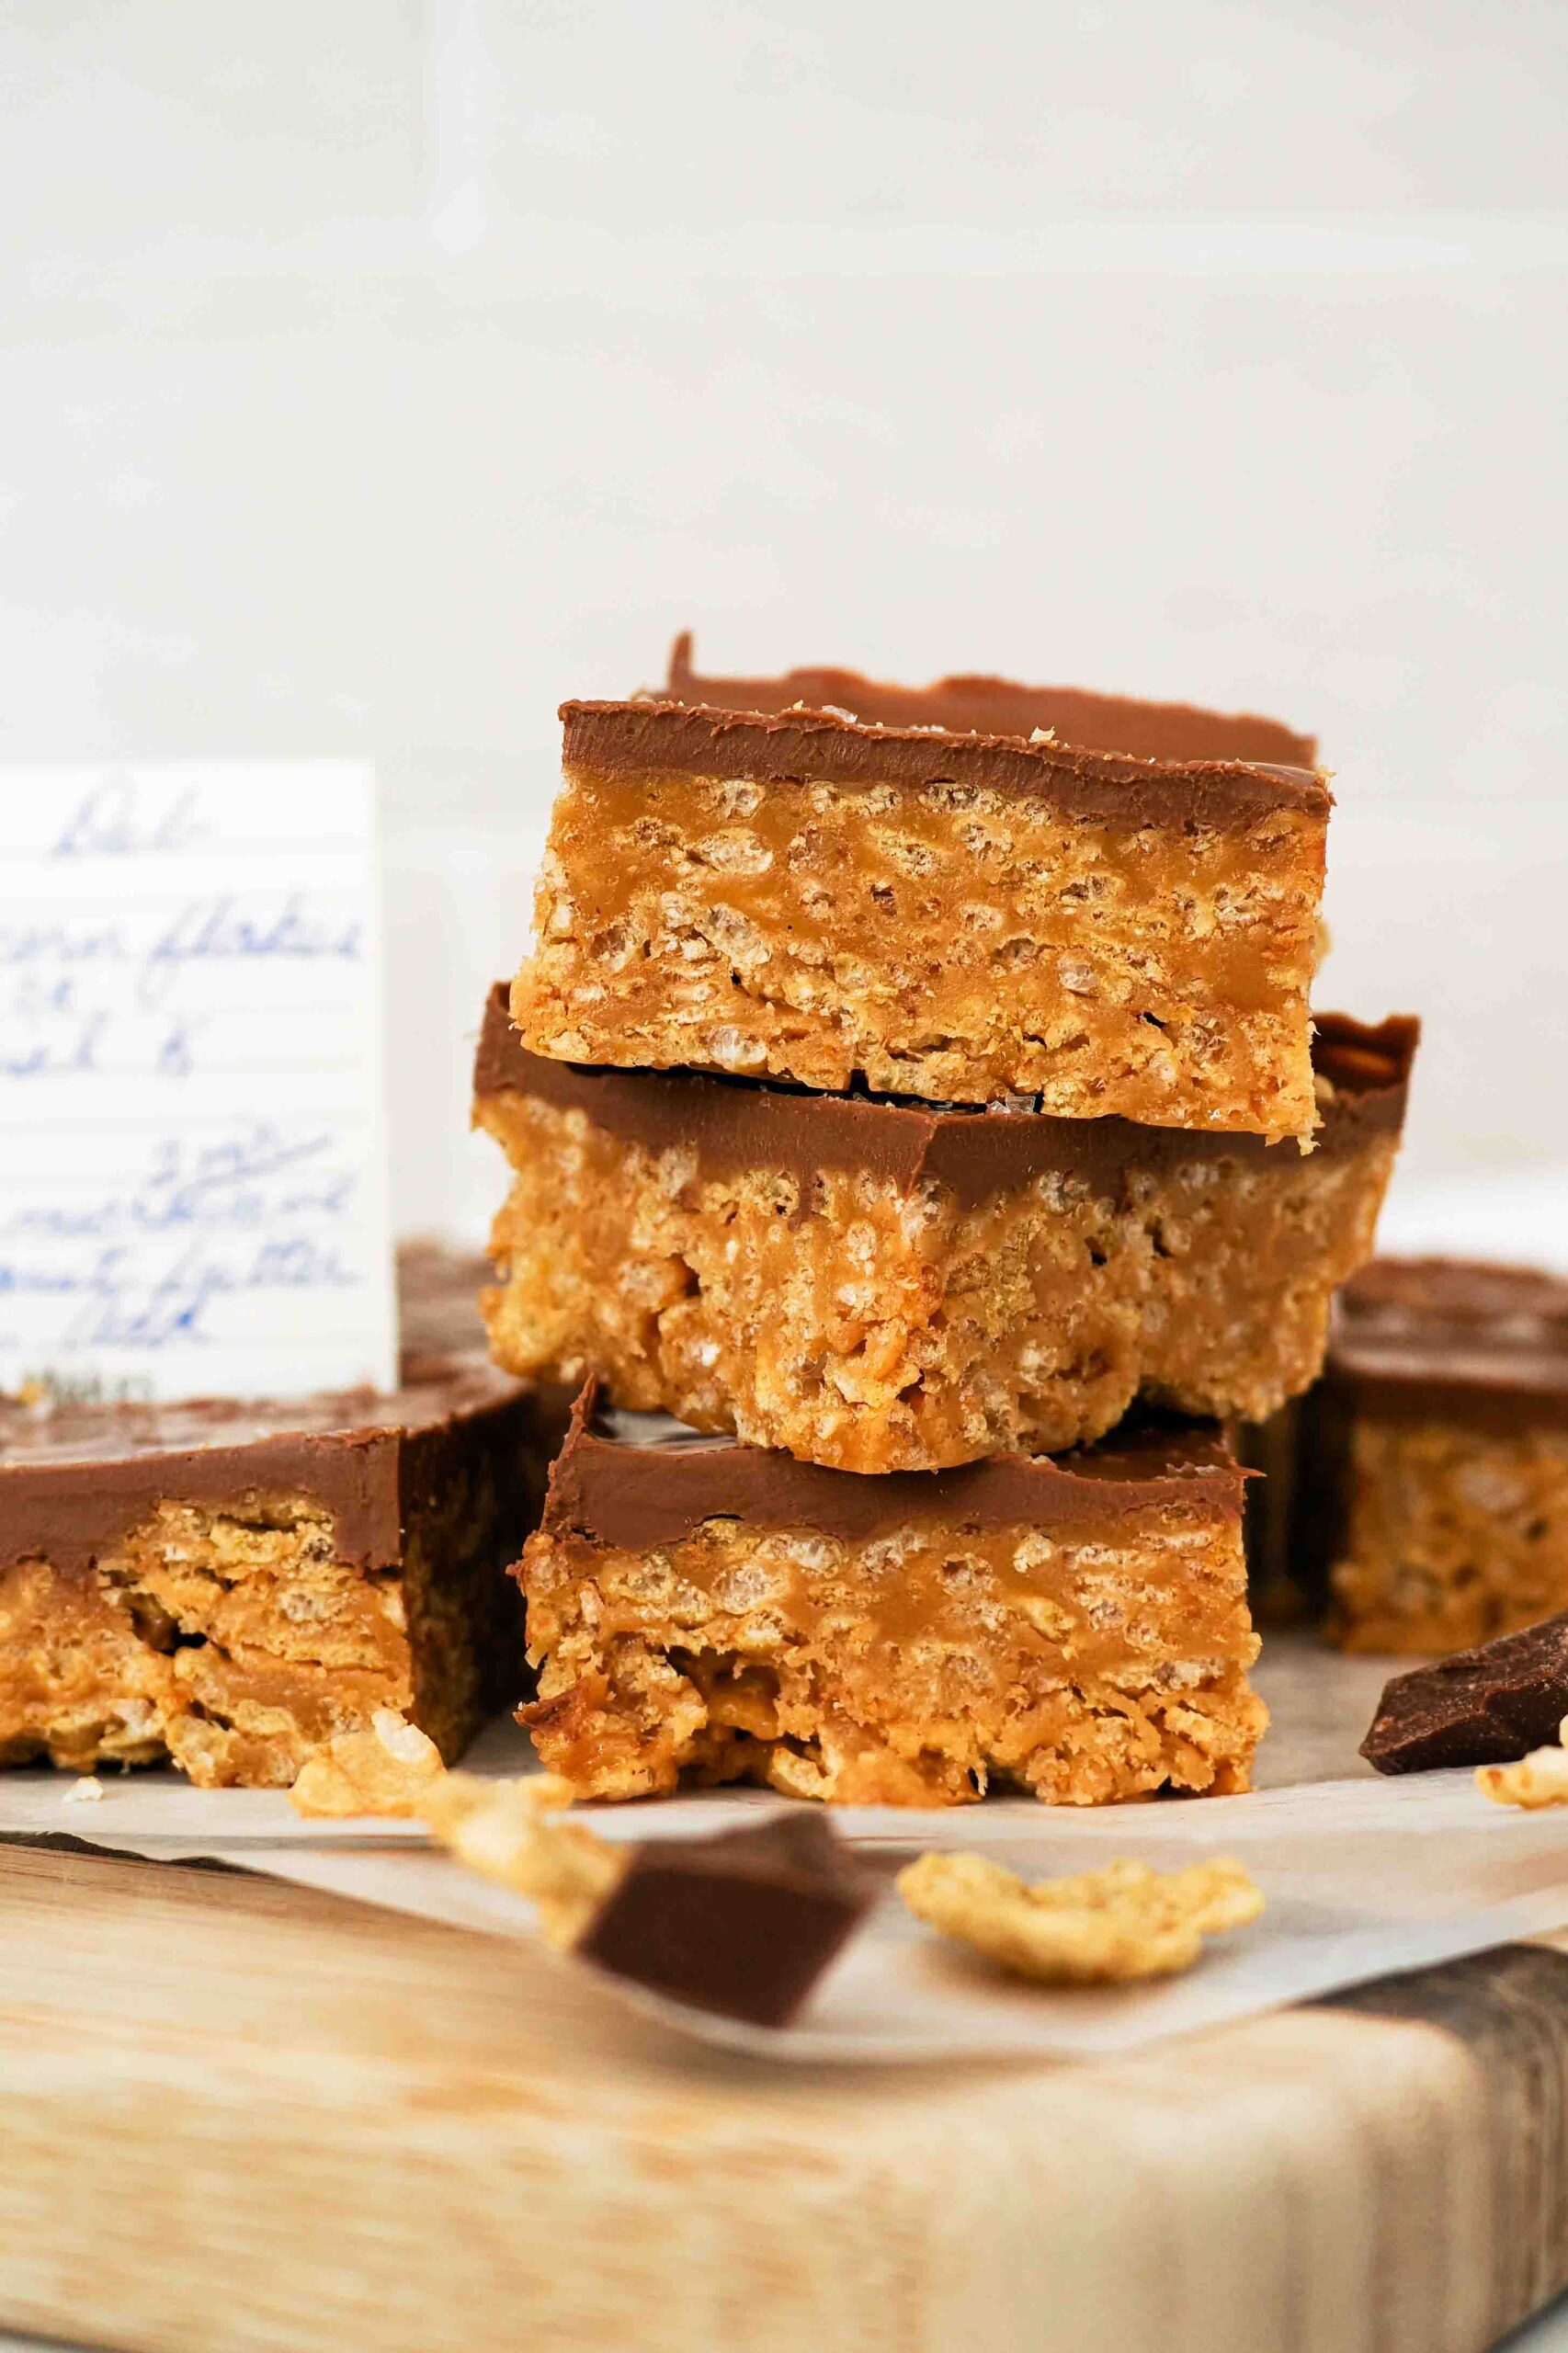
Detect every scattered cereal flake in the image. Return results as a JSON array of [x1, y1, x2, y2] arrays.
[[62, 1776, 104, 1806], [421, 1773, 626, 1948], [289, 1711, 445, 1820], [1478, 1718, 1568, 1809], [897, 1851, 1264, 1985]]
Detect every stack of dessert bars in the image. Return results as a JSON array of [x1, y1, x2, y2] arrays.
[[475, 641, 1416, 1807]]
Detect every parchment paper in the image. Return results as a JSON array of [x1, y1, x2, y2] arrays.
[[6, 1637, 1565, 2064]]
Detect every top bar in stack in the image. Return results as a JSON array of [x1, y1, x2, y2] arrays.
[[512, 642, 1331, 1142]]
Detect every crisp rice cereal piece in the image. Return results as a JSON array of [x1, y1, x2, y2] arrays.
[[62, 1776, 104, 1805], [897, 1850, 1264, 1984], [288, 1709, 445, 1820], [421, 1771, 627, 1948], [1477, 1716, 1568, 1809]]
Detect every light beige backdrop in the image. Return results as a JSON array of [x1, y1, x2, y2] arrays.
[[1, 0, 1563, 1245]]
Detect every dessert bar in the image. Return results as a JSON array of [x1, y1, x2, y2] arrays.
[[1318, 1259, 1568, 1654], [517, 1384, 1266, 1807], [476, 989, 1413, 1472], [512, 680, 1330, 1140], [0, 1247, 563, 1785]]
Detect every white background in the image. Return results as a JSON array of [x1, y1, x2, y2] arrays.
[[1, 0, 1564, 1251]]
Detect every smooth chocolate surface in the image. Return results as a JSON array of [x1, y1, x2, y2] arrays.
[[561, 698, 1331, 832], [1328, 1256, 1568, 1434], [1361, 1612, 1568, 1773], [475, 985, 1416, 1208], [0, 1247, 540, 1579], [576, 1812, 875, 2027], [541, 1381, 1247, 1552], [665, 629, 1319, 770]]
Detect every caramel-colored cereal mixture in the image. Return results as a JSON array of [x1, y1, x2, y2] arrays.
[[422, 1771, 626, 1946], [519, 1504, 1266, 1808], [480, 1090, 1394, 1471], [1330, 1422, 1568, 1655], [0, 1452, 519, 1787], [896, 1850, 1264, 1984], [1477, 1721, 1568, 1810], [515, 759, 1325, 1142], [289, 1710, 446, 1818]]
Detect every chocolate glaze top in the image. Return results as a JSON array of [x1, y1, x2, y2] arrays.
[[475, 986, 1416, 1209], [1329, 1256, 1568, 1432], [560, 698, 1330, 833], [665, 630, 1319, 770], [0, 1246, 528, 1578], [540, 1381, 1246, 1551]]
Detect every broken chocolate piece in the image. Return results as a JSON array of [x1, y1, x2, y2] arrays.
[[1360, 1611, 1568, 1773], [576, 1812, 875, 2027]]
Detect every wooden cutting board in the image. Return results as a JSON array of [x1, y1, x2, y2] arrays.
[[1, 1836, 1566, 2353]]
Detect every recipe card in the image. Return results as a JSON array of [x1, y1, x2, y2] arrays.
[[0, 767, 397, 1402]]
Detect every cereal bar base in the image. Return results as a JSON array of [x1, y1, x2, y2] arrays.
[[0, 1465, 517, 1788], [520, 1512, 1266, 1808], [517, 739, 1326, 1139], [482, 1092, 1394, 1473], [1330, 1420, 1568, 1655]]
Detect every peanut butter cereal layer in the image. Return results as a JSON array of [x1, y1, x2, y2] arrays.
[[517, 1385, 1267, 1807], [1317, 1260, 1568, 1655], [476, 990, 1412, 1472], [0, 1248, 563, 1786], [513, 691, 1331, 1142]]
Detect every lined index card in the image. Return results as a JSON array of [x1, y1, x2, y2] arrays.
[[0, 767, 397, 1403]]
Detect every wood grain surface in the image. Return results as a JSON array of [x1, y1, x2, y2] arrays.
[[1, 1840, 1566, 2353]]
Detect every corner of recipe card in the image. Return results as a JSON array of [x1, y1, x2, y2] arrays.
[[0, 766, 397, 1404]]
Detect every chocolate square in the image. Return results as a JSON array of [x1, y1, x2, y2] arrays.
[[577, 1812, 875, 2028]]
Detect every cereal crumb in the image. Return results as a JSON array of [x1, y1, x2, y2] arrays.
[[62, 1775, 104, 1806], [1478, 1718, 1568, 1809], [289, 1711, 445, 1819], [897, 1851, 1264, 1984], [421, 1772, 626, 1948]]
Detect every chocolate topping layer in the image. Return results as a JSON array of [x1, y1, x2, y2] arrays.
[[475, 986, 1415, 1208], [0, 1248, 532, 1579], [665, 629, 1318, 771], [541, 1381, 1246, 1552], [561, 699, 1331, 832], [1329, 1256, 1568, 1432]]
